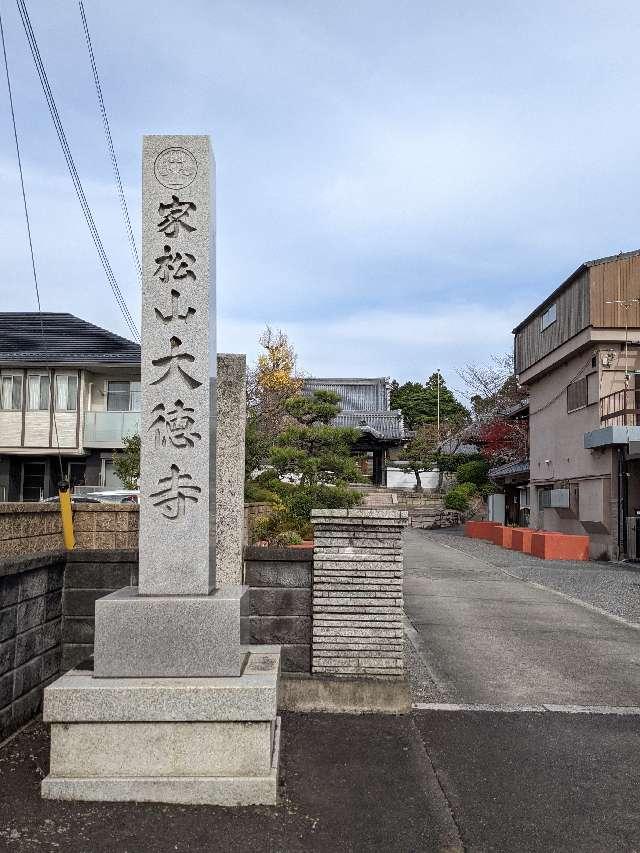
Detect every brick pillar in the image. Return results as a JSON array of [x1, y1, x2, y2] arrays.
[[311, 508, 408, 678]]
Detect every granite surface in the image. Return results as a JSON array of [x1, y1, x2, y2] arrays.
[[139, 135, 216, 596], [215, 353, 246, 586], [93, 585, 247, 677]]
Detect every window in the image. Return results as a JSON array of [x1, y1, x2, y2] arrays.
[[55, 374, 78, 411], [540, 303, 557, 331], [1, 374, 22, 410], [538, 487, 552, 511], [107, 381, 140, 412], [27, 374, 50, 411], [567, 377, 588, 412]]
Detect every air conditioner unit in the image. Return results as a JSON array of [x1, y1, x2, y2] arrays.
[[549, 488, 570, 508]]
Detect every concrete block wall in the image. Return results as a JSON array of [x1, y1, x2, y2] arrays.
[[0, 504, 64, 556], [311, 509, 408, 678], [61, 550, 138, 671], [0, 503, 139, 557], [71, 505, 139, 550], [0, 553, 65, 742], [242, 546, 312, 672]]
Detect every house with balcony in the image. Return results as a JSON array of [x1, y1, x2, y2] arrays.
[[514, 249, 640, 559], [0, 313, 141, 501]]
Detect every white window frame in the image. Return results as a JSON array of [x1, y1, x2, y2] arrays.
[[27, 373, 50, 411], [540, 303, 557, 331], [0, 373, 23, 411], [107, 380, 140, 412], [55, 374, 78, 412]]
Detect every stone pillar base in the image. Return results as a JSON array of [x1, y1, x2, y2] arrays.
[[94, 585, 248, 678], [41, 646, 281, 806]]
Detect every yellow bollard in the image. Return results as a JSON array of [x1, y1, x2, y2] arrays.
[[58, 483, 75, 551]]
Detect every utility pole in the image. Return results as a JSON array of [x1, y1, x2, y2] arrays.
[[436, 368, 441, 440]]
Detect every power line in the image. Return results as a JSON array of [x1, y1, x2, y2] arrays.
[[0, 8, 42, 329], [15, 0, 140, 342], [1, 8, 64, 482], [78, 0, 141, 280]]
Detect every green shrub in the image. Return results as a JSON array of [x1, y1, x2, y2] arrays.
[[444, 486, 470, 512], [456, 481, 477, 498], [244, 481, 278, 503], [479, 483, 499, 499], [252, 512, 303, 547], [456, 459, 490, 486]]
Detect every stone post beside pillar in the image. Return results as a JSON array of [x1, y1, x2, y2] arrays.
[[311, 508, 408, 678], [216, 353, 246, 586]]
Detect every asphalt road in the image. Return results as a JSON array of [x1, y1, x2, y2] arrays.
[[404, 527, 640, 706], [0, 714, 461, 853], [413, 709, 640, 853], [405, 528, 640, 852]]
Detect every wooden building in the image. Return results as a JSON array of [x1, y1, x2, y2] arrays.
[[513, 249, 640, 558]]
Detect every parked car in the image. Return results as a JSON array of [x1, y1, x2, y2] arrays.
[[41, 495, 102, 504], [82, 490, 139, 505]]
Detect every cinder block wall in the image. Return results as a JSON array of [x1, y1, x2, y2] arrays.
[[62, 550, 138, 671], [241, 546, 312, 672], [0, 553, 65, 742]]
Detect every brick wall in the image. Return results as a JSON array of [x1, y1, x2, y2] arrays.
[[0, 553, 65, 742], [0, 503, 139, 557], [311, 509, 408, 678], [241, 546, 312, 672]]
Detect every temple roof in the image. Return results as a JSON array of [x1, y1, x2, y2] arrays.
[[303, 377, 390, 412], [304, 377, 404, 443]]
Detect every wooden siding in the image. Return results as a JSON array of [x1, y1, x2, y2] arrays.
[[515, 272, 589, 373], [0, 412, 22, 447], [23, 412, 50, 447], [589, 254, 640, 327], [54, 412, 77, 448]]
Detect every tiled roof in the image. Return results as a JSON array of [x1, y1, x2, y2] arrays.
[[304, 377, 390, 412], [0, 313, 140, 365], [489, 459, 530, 479], [334, 410, 405, 441]]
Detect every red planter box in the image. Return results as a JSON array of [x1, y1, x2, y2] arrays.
[[530, 532, 589, 561], [464, 521, 499, 541], [507, 528, 528, 551], [511, 528, 534, 554], [492, 526, 513, 548]]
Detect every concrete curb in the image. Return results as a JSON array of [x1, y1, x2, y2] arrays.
[[279, 672, 411, 714]]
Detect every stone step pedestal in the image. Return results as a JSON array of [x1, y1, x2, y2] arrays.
[[93, 585, 248, 678], [41, 647, 281, 806]]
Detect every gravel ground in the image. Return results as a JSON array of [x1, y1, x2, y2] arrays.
[[417, 527, 640, 623], [404, 635, 447, 704]]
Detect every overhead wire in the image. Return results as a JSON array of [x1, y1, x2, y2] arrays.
[[0, 8, 42, 329], [15, 0, 140, 342], [78, 0, 141, 280], [0, 7, 64, 483]]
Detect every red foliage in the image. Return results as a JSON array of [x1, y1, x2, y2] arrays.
[[478, 418, 528, 463]]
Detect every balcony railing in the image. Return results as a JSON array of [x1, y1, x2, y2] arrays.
[[600, 389, 640, 427], [83, 411, 141, 448]]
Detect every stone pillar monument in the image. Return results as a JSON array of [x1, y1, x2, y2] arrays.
[[41, 136, 281, 806]]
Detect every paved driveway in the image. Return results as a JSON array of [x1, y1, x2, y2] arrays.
[[404, 527, 640, 706]]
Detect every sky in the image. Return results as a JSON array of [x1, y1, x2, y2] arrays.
[[1, 1, 640, 400]]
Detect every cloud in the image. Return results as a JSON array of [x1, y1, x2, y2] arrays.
[[2, 0, 640, 383], [219, 300, 527, 388]]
